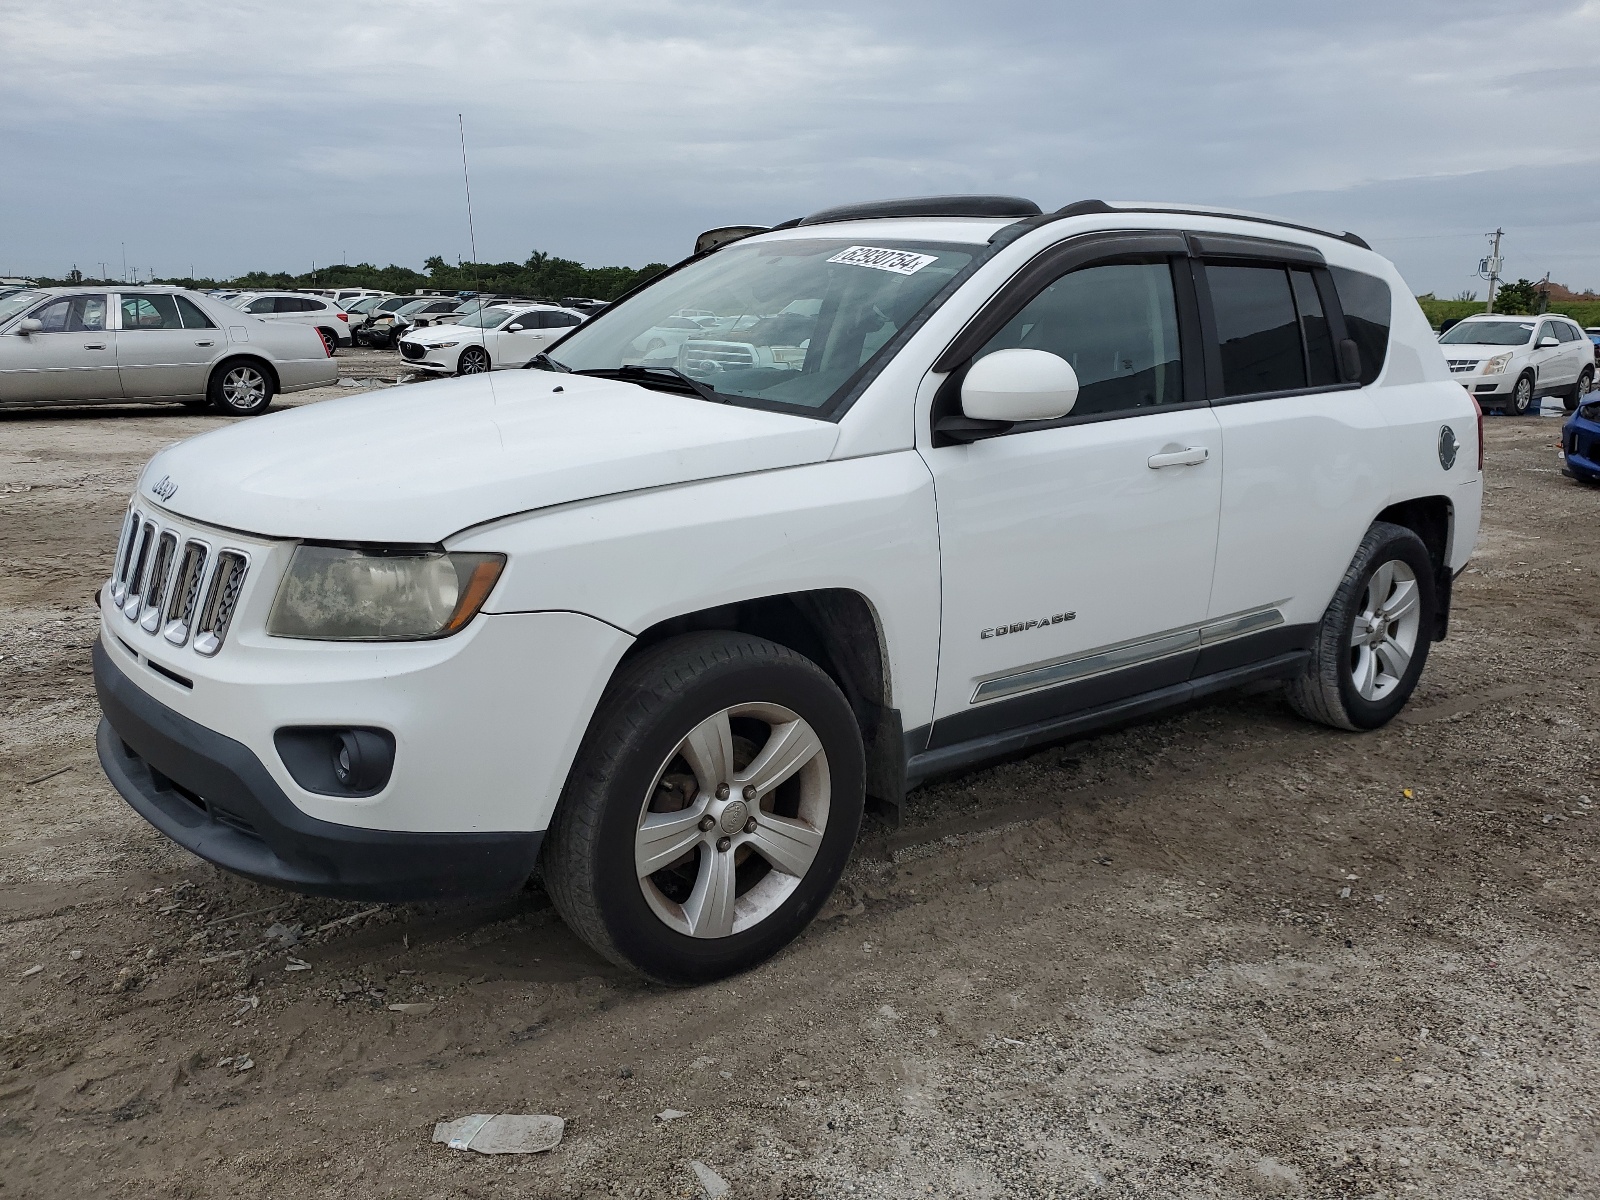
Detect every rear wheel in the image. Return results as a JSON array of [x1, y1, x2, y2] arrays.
[[1286, 522, 1436, 731], [542, 632, 865, 985], [207, 360, 275, 416], [317, 327, 338, 356], [1510, 372, 1536, 416], [457, 346, 490, 375], [1564, 366, 1592, 413]]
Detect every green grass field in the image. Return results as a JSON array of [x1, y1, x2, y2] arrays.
[[1419, 297, 1600, 330]]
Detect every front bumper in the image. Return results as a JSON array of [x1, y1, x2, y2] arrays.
[[397, 339, 456, 373], [95, 639, 542, 901], [1563, 412, 1600, 480]]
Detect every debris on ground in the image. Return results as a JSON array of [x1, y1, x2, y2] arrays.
[[284, 958, 312, 972], [656, 1109, 688, 1122], [387, 1002, 435, 1015], [432, 1114, 564, 1154], [689, 1160, 731, 1197]]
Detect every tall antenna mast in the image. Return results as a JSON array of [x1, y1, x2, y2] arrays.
[[459, 114, 479, 267]]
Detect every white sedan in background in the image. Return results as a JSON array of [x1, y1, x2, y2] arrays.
[[397, 304, 585, 375]]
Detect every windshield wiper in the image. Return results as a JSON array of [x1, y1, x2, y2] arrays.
[[524, 352, 571, 372], [572, 365, 725, 403]]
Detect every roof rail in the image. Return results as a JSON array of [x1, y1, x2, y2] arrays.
[[797, 195, 1042, 226], [1054, 199, 1370, 250]]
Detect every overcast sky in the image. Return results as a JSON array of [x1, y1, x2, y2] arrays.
[[3, 0, 1598, 294]]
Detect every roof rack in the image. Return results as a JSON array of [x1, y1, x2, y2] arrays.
[[796, 195, 1042, 227], [1053, 199, 1370, 250]]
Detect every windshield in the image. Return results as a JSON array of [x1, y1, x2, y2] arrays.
[[1440, 320, 1535, 345], [0, 289, 46, 326], [547, 237, 975, 414], [456, 307, 514, 329]]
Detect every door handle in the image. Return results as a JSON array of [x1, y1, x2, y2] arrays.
[[195, 340, 215, 347], [83, 342, 107, 350], [1148, 446, 1210, 469]]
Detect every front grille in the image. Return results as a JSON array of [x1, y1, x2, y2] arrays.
[[680, 340, 756, 371], [399, 340, 426, 361], [1446, 359, 1480, 374], [1580, 400, 1600, 422], [106, 505, 251, 657]]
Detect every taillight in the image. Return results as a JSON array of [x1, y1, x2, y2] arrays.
[[1472, 396, 1484, 472], [337, 312, 349, 322]]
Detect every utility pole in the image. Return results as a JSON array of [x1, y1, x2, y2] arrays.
[[1480, 228, 1504, 314], [121, 243, 128, 284]]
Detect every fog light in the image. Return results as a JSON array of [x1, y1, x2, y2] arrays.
[[275, 726, 395, 797]]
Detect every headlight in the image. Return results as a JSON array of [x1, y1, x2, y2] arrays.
[[1483, 352, 1513, 375], [267, 546, 505, 641], [434, 341, 459, 349]]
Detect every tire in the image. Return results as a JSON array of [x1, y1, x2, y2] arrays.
[[317, 327, 338, 357], [1564, 366, 1592, 413], [457, 346, 491, 376], [542, 632, 865, 985], [207, 360, 275, 416], [1509, 372, 1536, 416], [1285, 521, 1436, 731]]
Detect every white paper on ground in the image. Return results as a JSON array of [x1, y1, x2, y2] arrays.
[[432, 1113, 564, 1154]]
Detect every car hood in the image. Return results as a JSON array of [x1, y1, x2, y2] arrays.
[[137, 372, 840, 543], [401, 323, 481, 345], [1437, 341, 1529, 355]]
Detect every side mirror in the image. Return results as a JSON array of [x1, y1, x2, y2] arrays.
[[1539, 336, 1560, 348], [16, 318, 42, 335], [507, 324, 525, 332], [961, 348, 1079, 422]]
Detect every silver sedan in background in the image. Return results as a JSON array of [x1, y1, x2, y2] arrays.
[[0, 287, 336, 415]]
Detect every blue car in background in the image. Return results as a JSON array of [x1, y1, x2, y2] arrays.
[[1564, 394, 1600, 484]]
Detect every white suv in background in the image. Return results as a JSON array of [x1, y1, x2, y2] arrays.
[[228, 293, 353, 355], [1439, 313, 1594, 414], [93, 196, 1480, 985], [398, 304, 586, 375]]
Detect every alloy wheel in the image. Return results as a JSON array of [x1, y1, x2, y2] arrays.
[[1348, 559, 1421, 702], [459, 348, 490, 375], [221, 366, 267, 410], [1514, 376, 1533, 413], [635, 703, 830, 939]]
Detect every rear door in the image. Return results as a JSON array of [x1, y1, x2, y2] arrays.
[[115, 294, 214, 398], [0, 294, 119, 402], [1198, 240, 1391, 652]]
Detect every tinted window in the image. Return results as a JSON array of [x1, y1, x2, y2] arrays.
[[121, 295, 184, 330], [1330, 266, 1391, 386], [1291, 269, 1338, 387], [1553, 322, 1578, 343], [174, 295, 216, 329], [38, 295, 109, 332], [973, 261, 1184, 415], [278, 296, 321, 313], [245, 297, 275, 314], [549, 311, 581, 327], [1207, 264, 1305, 396]]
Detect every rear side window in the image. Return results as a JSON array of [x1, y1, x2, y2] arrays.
[[1290, 268, 1339, 387], [174, 296, 215, 329], [973, 261, 1184, 415], [550, 312, 582, 327], [1206, 264, 1305, 396], [121, 295, 184, 330], [1330, 266, 1391, 385], [245, 297, 275, 314], [1554, 322, 1579, 343]]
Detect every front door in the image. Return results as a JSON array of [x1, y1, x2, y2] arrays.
[[116, 294, 218, 398], [921, 255, 1222, 749], [1532, 320, 1570, 392], [0, 294, 119, 402]]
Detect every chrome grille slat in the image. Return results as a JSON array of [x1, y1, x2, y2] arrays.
[[139, 532, 179, 632], [123, 521, 156, 620], [162, 541, 210, 645], [193, 550, 249, 657], [110, 508, 141, 607]]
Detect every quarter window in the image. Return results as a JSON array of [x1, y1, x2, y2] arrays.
[[121, 295, 184, 330], [972, 261, 1184, 415], [1206, 264, 1306, 396], [1329, 266, 1391, 386], [174, 296, 216, 329]]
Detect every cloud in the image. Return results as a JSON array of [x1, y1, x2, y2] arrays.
[[1, 0, 1596, 290]]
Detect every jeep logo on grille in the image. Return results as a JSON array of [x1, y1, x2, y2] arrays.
[[150, 475, 179, 501]]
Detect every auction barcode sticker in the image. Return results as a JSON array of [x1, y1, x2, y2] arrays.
[[826, 246, 938, 275]]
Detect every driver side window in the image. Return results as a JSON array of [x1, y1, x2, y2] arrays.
[[972, 261, 1184, 415]]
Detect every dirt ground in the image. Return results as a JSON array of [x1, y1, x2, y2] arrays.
[[2, 360, 1596, 1199]]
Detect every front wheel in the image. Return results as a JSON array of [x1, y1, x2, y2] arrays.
[[542, 632, 865, 985], [1510, 372, 1536, 416], [457, 346, 490, 375], [1286, 521, 1436, 731], [207, 360, 275, 416]]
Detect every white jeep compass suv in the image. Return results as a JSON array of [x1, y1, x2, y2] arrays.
[[93, 196, 1482, 984]]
